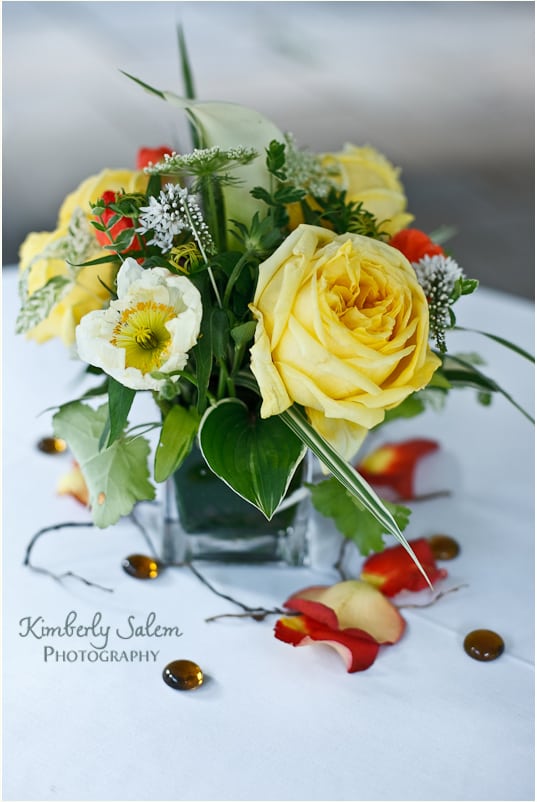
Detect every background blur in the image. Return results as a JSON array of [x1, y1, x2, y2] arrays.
[[2, 1, 534, 298]]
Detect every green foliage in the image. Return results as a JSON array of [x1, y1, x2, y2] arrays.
[[312, 189, 387, 238], [154, 404, 200, 482], [103, 378, 135, 448], [53, 402, 154, 527], [309, 477, 411, 555], [199, 399, 305, 519]]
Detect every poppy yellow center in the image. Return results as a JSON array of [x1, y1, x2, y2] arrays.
[[111, 301, 175, 374]]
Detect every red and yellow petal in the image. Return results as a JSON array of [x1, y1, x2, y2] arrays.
[[361, 538, 447, 597], [357, 438, 439, 500], [57, 461, 89, 507], [274, 615, 380, 673], [284, 581, 406, 644]]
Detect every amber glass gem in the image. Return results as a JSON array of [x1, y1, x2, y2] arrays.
[[163, 660, 204, 690], [122, 554, 161, 579], [37, 436, 67, 454], [428, 534, 460, 560], [463, 629, 505, 661]]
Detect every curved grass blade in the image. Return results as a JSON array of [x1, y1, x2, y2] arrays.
[[453, 326, 535, 363], [280, 405, 433, 589], [445, 353, 534, 423]]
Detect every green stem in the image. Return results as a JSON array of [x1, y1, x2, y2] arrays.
[[202, 176, 227, 254], [223, 251, 253, 308], [217, 359, 229, 400]]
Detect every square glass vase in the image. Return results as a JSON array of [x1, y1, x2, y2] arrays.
[[161, 447, 311, 565]]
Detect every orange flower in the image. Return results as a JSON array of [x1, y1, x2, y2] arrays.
[[136, 146, 173, 169], [361, 538, 447, 597], [389, 228, 444, 263], [357, 438, 439, 500], [274, 580, 405, 672]]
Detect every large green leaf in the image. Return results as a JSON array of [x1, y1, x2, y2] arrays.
[[53, 402, 154, 527], [154, 405, 200, 483], [198, 399, 306, 518]]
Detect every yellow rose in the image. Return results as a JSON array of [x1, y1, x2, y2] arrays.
[[19, 168, 148, 346], [57, 168, 148, 229], [322, 144, 413, 237], [249, 225, 440, 460]]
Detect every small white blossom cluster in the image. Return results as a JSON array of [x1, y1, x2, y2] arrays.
[[144, 146, 257, 176], [413, 254, 463, 352], [284, 134, 339, 198], [29, 208, 96, 272], [137, 184, 214, 254]]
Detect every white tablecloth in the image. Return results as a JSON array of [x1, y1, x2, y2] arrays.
[[2, 268, 534, 801]]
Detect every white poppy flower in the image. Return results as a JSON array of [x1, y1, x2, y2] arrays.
[[76, 258, 202, 390]]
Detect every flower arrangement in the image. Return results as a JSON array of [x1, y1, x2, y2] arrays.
[[17, 36, 532, 610]]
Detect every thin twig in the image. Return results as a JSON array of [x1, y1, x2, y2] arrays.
[[397, 584, 468, 609], [401, 490, 452, 503], [23, 521, 114, 592], [334, 538, 351, 580], [205, 607, 294, 623], [178, 561, 263, 614]]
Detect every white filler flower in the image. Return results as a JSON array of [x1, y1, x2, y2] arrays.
[[76, 258, 202, 390]]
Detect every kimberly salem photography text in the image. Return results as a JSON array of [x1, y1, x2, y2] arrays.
[[18, 610, 183, 663]]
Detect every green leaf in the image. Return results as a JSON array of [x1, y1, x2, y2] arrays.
[[231, 321, 257, 347], [453, 326, 535, 363], [210, 306, 230, 361], [15, 276, 72, 334], [280, 404, 432, 587], [381, 394, 426, 424], [53, 402, 155, 527], [154, 405, 200, 483], [191, 302, 213, 414], [309, 478, 411, 555], [105, 378, 135, 447], [199, 399, 306, 518]]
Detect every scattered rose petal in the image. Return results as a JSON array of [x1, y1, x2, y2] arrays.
[[274, 580, 405, 672], [274, 615, 380, 672], [389, 228, 445, 263], [57, 461, 89, 507], [361, 538, 448, 597], [357, 438, 439, 500]]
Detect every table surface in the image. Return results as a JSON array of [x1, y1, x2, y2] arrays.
[[2, 267, 535, 801]]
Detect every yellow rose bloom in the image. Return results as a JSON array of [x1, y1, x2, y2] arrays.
[[322, 144, 413, 237], [19, 229, 118, 345], [57, 168, 148, 229], [19, 168, 148, 346], [249, 225, 440, 460]]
